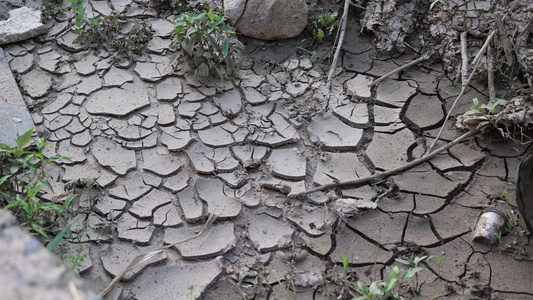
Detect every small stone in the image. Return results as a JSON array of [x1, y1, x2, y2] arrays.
[[0, 7, 47, 45]]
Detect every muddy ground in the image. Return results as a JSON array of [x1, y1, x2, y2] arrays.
[[2, 0, 533, 299]]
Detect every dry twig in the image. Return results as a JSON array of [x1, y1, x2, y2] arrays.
[[368, 53, 430, 87], [460, 32, 469, 86], [428, 29, 496, 153], [290, 129, 480, 198], [99, 214, 217, 298], [325, 0, 350, 96]]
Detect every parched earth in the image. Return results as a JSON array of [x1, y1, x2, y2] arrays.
[[1, 0, 533, 299]]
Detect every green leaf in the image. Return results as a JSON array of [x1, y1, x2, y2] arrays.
[[369, 282, 384, 295], [31, 223, 50, 240], [222, 36, 229, 58], [488, 99, 504, 114], [401, 267, 425, 280], [472, 97, 480, 108], [395, 258, 411, 266], [92, 18, 102, 25], [384, 277, 398, 292], [0, 175, 11, 186], [464, 109, 481, 116], [357, 281, 368, 294], [9, 166, 19, 174], [16, 128, 33, 148], [5, 198, 25, 210], [47, 215, 78, 252]]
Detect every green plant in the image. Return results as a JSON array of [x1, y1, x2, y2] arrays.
[[354, 256, 430, 300], [74, 13, 151, 62], [312, 11, 339, 45], [0, 129, 75, 240], [496, 231, 504, 253], [41, 0, 68, 20], [68, 0, 92, 31], [169, 8, 245, 79]]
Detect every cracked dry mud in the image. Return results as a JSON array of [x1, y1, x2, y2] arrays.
[[2, 0, 533, 299]]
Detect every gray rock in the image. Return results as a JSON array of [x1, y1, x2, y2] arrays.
[[248, 214, 294, 252], [86, 83, 150, 117], [164, 222, 236, 258], [0, 59, 35, 147], [0, 7, 47, 45], [224, 0, 308, 40], [92, 137, 136, 175]]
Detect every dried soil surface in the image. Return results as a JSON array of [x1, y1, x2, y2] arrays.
[[2, 0, 533, 299]]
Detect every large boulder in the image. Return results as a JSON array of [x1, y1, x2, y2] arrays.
[[0, 7, 47, 45], [224, 0, 308, 40]]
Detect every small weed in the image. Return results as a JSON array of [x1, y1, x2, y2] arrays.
[[354, 255, 431, 300], [496, 231, 504, 253], [169, 8, 245, 80], [312, 11, 339, 45], [40, 0, 68, 19], [0, 129, 76, 240]]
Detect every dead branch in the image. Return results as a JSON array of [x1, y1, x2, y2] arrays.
[[289, 129, 480, 198], [487, 44, 496, 101], [428, 29, 496, 153], [460, 32, 469, 86], [494, 12, 514, 66], [99, 214, 217, 298], [325, 0, 350, 95], [368, 53, 430, 87]]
